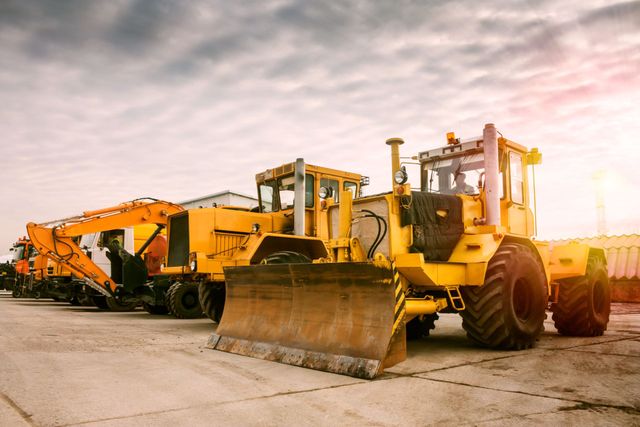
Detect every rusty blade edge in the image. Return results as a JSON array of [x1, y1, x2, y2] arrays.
[[206, 333, 382, 379]]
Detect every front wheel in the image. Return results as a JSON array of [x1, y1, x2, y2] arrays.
[[166, 282, 202, 319], [406, 314, 439, 340], [198, 283, 225, 323], [460, 243, 548, 350], [551, 253, 610, 336]]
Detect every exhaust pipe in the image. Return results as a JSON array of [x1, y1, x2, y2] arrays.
[[385, 137, 405, 187], [294, 158, 306, 236], [483, 123, 501, 226]]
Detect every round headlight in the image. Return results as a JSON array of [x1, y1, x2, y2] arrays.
[[394, 169, 408, 185], [190, 260, 197, 271], [318, 186, 333, 199]]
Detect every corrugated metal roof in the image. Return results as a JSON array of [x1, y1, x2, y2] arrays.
[[550, 234, 640, 280], [180, 190, 257, 205]]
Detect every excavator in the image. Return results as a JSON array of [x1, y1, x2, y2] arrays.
[[207, 123, 611, 379], [161, 160, 366, 320], [27, 199, 185, 312]]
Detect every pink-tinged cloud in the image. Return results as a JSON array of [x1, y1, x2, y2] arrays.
[[0, 0, 639, 251]]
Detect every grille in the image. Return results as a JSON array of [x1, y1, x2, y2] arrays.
[[167, 213, 190, 267], [213, 233, 246, 257]]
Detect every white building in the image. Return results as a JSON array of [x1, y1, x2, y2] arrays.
[[180, 190, 258, 210]]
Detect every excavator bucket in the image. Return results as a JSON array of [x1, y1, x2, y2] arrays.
[[206, 262, 407, 379]]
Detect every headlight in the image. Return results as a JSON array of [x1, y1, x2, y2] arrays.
[[394, 168, 408, 185], [190, 260, 197, 271], [251, 223, 261, 233], [318, 186, 333, 199]]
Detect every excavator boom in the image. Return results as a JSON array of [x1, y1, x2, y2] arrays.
[[27, 199, 183, 296]]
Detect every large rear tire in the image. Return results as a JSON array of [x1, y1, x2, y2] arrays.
[[167, 282, 202, 319], [551, 253, 610, 336], [460, 243, 547, 350], [106, 297, 138, 312]]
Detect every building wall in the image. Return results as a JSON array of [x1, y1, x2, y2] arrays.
[[551, 234, 640, 303], [180, 192, 257, 210]]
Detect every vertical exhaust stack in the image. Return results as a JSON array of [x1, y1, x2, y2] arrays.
[[294, 158, 306, 236], [386, 137, 405, 187], [483, 123, 501, 226]]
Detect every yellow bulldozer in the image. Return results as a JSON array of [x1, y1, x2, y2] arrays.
[[162, 159, 366, 319], [208, 123, 610, 379]]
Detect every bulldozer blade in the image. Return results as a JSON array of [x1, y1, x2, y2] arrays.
[[206, 262, 404, 379]]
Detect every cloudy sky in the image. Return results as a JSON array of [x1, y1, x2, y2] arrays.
[[1, 0, 639, 252]]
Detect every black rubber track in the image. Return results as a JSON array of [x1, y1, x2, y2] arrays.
[[166, 282, 202, 319], [551, 253, 610, 336], [459, 243, 547, 350]]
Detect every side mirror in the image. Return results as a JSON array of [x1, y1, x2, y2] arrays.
[[526, 148, 542, 165]]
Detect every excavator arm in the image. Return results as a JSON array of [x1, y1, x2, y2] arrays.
[[26, 199, 183, 297]]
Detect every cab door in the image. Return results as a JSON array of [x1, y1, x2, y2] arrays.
[[506, 150, 530, 236]]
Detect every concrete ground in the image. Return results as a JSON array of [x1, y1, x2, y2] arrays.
[[1, 292, 639, 426]]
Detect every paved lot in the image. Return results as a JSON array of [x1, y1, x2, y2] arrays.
[[1, 292, 639, 426]]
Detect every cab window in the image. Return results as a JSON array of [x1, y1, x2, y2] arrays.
[[344, 181, 358, 198], [277, 173, 314, 209], [320, 178, 340, 202], [98, 230, 125, 247], [305, 175, 314, 208], [258, 182, 276, 213], [509, 151, 524, 205]]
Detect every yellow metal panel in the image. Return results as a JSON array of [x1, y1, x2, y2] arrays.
[[533, 240, 551, 284], [460, 196, 483, 228], [449, 233, 502, 263], [465, 262, 487, 285], [394, 253, 467, 286], [507, 204, 528, 236], [133, 223, 164, 252], [549, 242, 591, 281]]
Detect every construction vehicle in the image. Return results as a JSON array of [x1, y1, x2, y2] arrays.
[[162, 160, 365, 319], [7, 237, 38, 297], [0, 262, 14, 291], [12, 251, 74, 300], [208, 123, 611, 379], [27, 199, 184, 312]]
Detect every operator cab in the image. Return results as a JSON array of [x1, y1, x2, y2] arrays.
[[418, 131, 541, 237], [255, 161, 365, 239]]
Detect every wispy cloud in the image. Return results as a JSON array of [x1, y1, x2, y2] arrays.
[[1, 0, 639, 249]]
